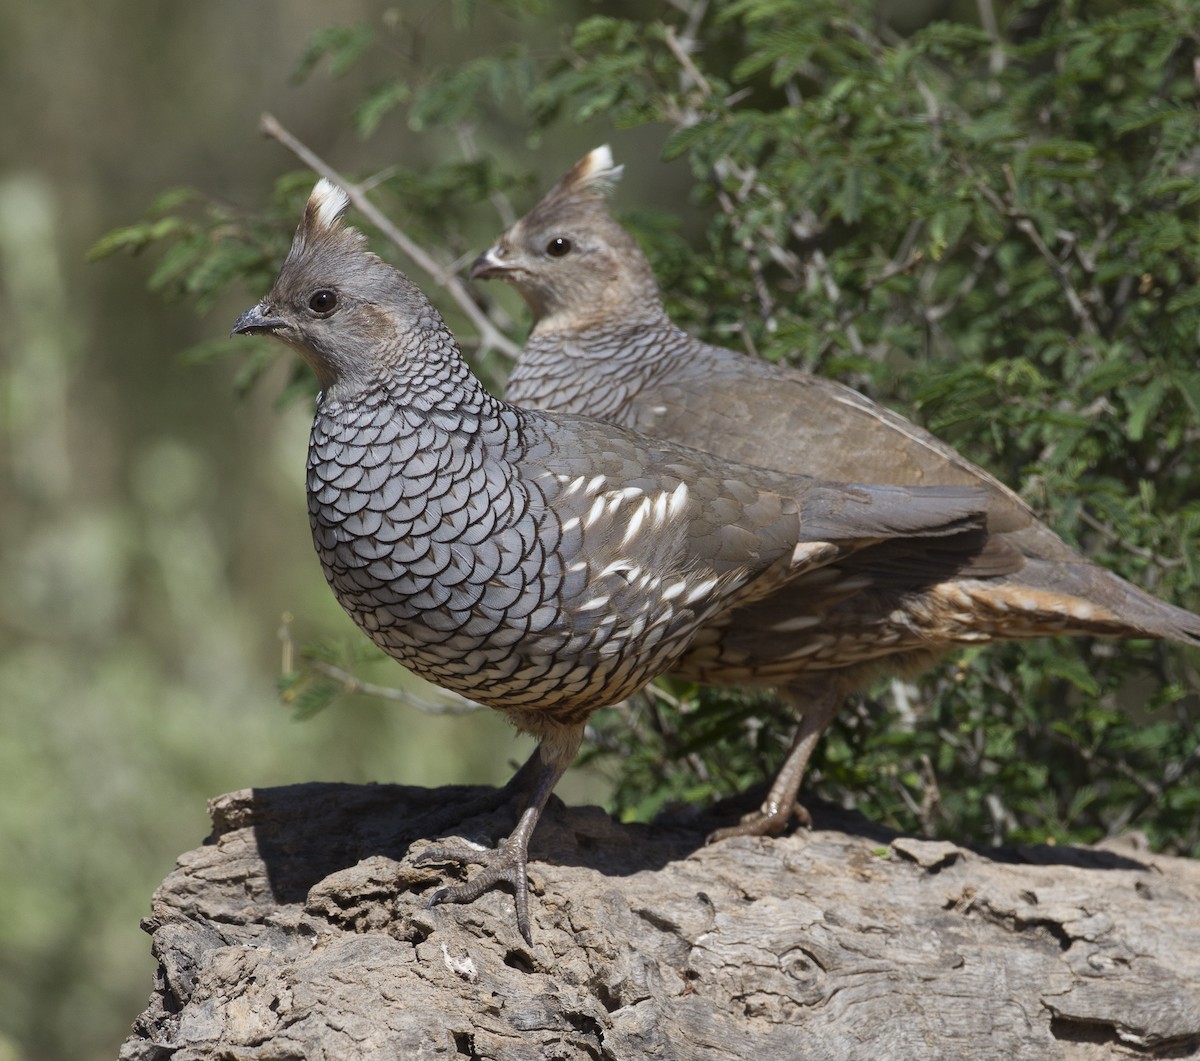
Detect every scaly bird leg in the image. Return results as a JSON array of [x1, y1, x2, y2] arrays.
[[420, 723, 585, 943], [398, 741, 546, 845], [708, 682, 843, 842]]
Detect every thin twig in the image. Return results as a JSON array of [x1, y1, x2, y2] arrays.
[[456, 124, 516, 229], [924, 240, 997, 323], [810, 248, 865, 356], [976, 0, 1007, 78], [918, 754, 942, 838], [863, 221, 926, 292], [1013, 218, 1096, 333], [715, 185, 777, 326], [1001, 164, 1098, 335], [664, 24, 712, 100], [258, 112, 521, 362], [1076, 508, 1184, 570], [894, 775, 924, 821], [642, 681, 690, 713], [985, 792, 1017, 846], [279, 619, 483, 715], [1102, 742, 1200, 837], [307, 656, 484, 714], [967, 167, 1099, 336], [681, 0, 709, 44]]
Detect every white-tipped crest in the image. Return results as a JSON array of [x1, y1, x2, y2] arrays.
[[309, 178, 350, 231], [571, 145, 624, 196]]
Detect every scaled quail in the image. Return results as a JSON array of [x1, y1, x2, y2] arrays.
[[232, 179, 998, 940], [472, 146, 1200, 840]]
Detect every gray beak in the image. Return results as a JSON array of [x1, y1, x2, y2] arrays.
[[469, 247, 508, 280], [231, 301, 286, 337]]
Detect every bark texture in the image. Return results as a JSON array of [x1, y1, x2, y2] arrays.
[[119, 783, 1200, 1060]]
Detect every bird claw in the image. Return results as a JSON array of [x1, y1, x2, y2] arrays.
[[416, 837, 492, 869], [707, 799, 813, 843], [420, 834, 534, 943]]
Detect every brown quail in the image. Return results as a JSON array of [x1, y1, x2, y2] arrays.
[[232, 179, 997, 939], [471, 146, 1200, 841]]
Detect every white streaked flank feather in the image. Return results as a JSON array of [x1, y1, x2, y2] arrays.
[[621, 497, 650, 545]]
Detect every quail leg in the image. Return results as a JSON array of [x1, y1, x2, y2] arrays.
[[420, 724, 584, 943], [438, 739, 546, 820], [707, 683, 842, 842]]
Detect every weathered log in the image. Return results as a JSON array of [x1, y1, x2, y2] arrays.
[[119, 783, 1200, 1060]]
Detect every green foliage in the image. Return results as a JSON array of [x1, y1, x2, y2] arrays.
[[294, 24, 376, 81], [89, 186, 289, 311], [101, 0, 1200, 854]]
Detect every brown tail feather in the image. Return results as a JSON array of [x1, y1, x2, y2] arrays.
[[976, 561, 1200, 645]]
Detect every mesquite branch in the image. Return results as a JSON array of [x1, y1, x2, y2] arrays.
[[259, 112, 521, 363]]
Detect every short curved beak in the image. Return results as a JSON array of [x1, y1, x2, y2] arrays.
[[231, 301, 286, 337], [469, 247, 508, 280]]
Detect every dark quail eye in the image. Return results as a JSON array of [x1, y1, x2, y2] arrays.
[[546, 237, 572, 257], [308, 289, 338, 315]]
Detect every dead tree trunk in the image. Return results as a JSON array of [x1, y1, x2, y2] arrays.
[[118, 783, 1200, 1060]]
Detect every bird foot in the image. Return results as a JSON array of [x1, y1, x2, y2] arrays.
[[707, 800, 813, 843], [418, 834, 534, 943]]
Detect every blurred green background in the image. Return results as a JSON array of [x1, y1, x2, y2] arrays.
[[4, 1, 1198, 1058], [0, 4, 621, 1058]]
